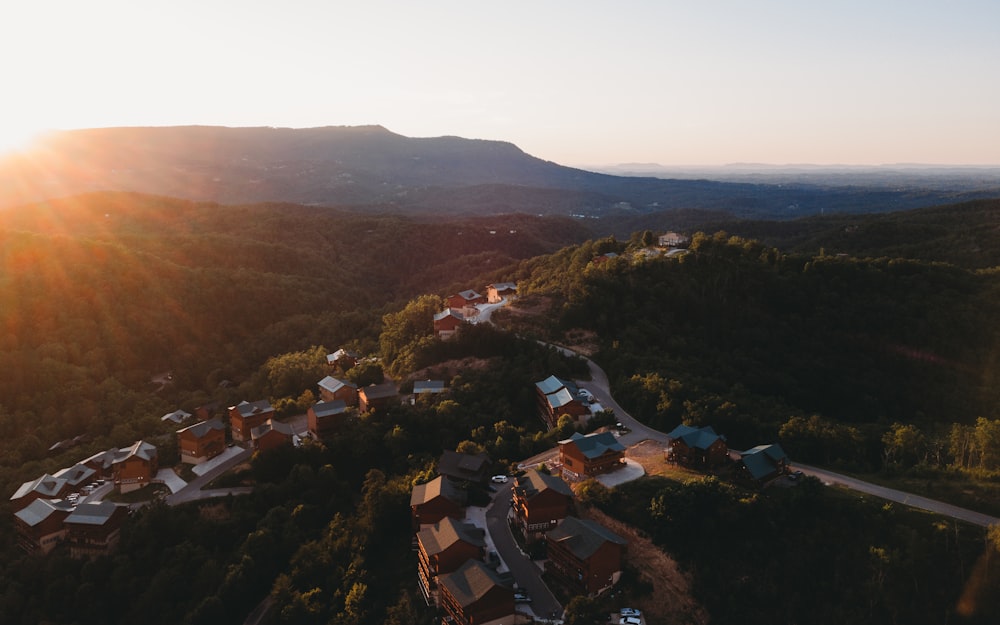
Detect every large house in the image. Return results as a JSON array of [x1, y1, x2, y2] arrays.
[[317, 376, 358, 405], [416, 517, 487, 606], [229, 399, 275, 442], [250, 419, 296, 453], [511, 469, 574, 539], [546, 516, 627, 596], [64, 501, 129, 559], [558, 431, 625, 479], [10, 474, 70, 511], [535, 375, 590, 427], [438, 559, 516, 625], [358, 381, 399, 413], [486, 282, 517, 304], [177, 418, 227, 464], [666, 424, 729, 468], [658, 231, 690, 248], [438, 450, 491, 484], [737, 443, 790, 485], [112, 440, 158, 494], [13, 498, 73, 554], [410, 475, 467, 530], [307, 399, 348, 439], [326, 348, 359, 371], [446, 289, 486, 309], [433, 308, 466, 339]]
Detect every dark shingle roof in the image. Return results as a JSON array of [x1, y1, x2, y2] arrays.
[[177, 418, 225, 439], [410, 475, 468, 507], [439, 559, 510, 608], [232, 399, 274, 418], [65, 500, 122, 526], [514, 469, 573, 500], [312, 400, 347, 418], [438, 450, 491, 482], [666, 424, 724, 450], [417, 517, 486, 556], [546, 515, 626, 560]]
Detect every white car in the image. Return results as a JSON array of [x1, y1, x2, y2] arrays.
[[620, 608, 642, 617], [578, 389, 595, 403], [619, 617, 642, 625], [491, 475, 508, 484]]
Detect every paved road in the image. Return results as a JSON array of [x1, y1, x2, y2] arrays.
[[550, 342, 1000, 528], [485, 482, 563, 620], [166, 447, 254, 505]]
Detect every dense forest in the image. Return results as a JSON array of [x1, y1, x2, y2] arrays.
[[4, 191, 1000, 624]]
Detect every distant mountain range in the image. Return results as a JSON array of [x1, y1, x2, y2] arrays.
[[2, 125, 998, 219]]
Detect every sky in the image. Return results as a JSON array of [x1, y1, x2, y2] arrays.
[[2, 0, 999, 167]]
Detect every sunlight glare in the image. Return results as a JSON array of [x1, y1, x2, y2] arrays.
[[0, 123, 49, 157]]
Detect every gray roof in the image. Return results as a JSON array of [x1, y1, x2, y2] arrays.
[[11, 474, 67, 501], [514, 469, 574, 500], [410, 475, 467, 507], [740, 444, 789, 480], [161, 409, 192, 423], [546, 387, 579, 409], [318, 375, 356, 394], [328, 348, 359, 363], [232, 399, 274, 418], [177, 417, 226, 438], [82, 448, 118, 470], [53, 464, 96, 487], [250, 419, 295, 440], [360, 381, 398, 400], [559, 431, 625, 459], [413, 380, 446, 394], [416, 517, 486, 556], [439, 559, 511, 608], [116, 440, 157, 463], [438, 450, 491, 482], [546, 515, 626, 560], [488, 282, 517, 292], [535, 375, 569, 396], [433, 308, 465, 322], [65, 500, 122, 526], [312, 399, 347, 418], [456, 289, 482, 301], [14, 498, 74, 526]]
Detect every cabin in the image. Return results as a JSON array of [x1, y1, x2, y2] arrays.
[[9, 474, 70, 512], [161, 409, 192, 424], [546, 516, 627, 596], [177, 418, 227, 464], [194, 401, 221, 422], [229, 399, 275, 442], [416, 517, 487, 606], [250, 419, 296, 453], [412, 379, 447, 403], [438, 450, 491, 484], [486, 282, 517, 304], [666, 424, 729, 468], [53, 464, 96, 492], [13, 498, 73, 554], [307, 399, 348, 439], [317, 375, 359, 405], [64, 501, 129, 559], [326, 348, 359, 371], [658, 231, 690, 248], [535, 375, 590, 427], [511, 469, 574, 539], [358, 381, 399, 412], [433, 308, 465, 339], [446, 289, 486, 309], [410, 475, 468, 530], [112, 440, 158, 494], [558, 431, 625, 479], [738, 443, 790, 486], [438, 559, 515, 625]]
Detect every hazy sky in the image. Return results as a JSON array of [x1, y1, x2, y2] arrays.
[[2, 0, 998, 166]]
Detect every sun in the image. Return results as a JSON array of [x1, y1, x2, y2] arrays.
[[0, 123, 49, 157]]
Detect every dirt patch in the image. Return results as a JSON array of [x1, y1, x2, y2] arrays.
[[408, 357, 496, 382], [581, 506, 710, 625], [561, 328, 600, 357], [625, 439, 704, 482]]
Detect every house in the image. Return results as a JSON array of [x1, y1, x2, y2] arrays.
[[13, 498, 73, 554], [416, 517, 487, 606], [194, 400, 221, 422], [326, 348, 360, 371], [53, 463, 97, 491], [738, 443, 790, 485], [486, 282, 517, 304], [161, 409, 192, 424], [64, 500, 129, 559], [438, 559, 515, 625], [511, 469, 574, 539], [317, 375, 359, 405], [665, 424, 729, 468], [412, 379, 447, 403], [358, 381, 398, 413], [9, 474, 70, 512], [112, 440, 159, 494], [177, 418, 227, 464], [250, 419, 296, 453], [438, 450, 491, 484], [535, 375, 590, 427], [446, 289, 486, 309], [229, 399, 275, 442], [410, 475, 468, 530], [82, 449, 119, 481], [558, 431, 625, 479], [307, 399, 348, 439], [546, 516, 627, 596], [433, 308, 466, 339], [658, 231, 690, 248]]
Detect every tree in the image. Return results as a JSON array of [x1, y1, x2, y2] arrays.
[[882, 422, 926, 468]]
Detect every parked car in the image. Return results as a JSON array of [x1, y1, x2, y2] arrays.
[[514, 590, 532, 603], [619, 617, 642, 625], [620, 608, 642, 617], [491, 475, 508, 484], [578, 389, 595, 403]]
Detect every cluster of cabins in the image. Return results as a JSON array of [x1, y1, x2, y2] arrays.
[[665, 424, 791, 486], [10, 440, 159, 556], [411, 434, 630, 624], [433, 283, 517, 339]]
